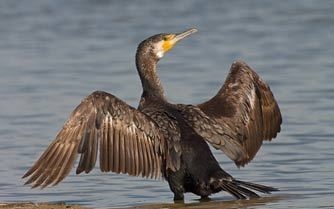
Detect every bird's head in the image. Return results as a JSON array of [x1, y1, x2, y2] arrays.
[[136, 28, 198, 61]]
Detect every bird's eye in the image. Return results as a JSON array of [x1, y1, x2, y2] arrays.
[[163, 35, 174, 41]]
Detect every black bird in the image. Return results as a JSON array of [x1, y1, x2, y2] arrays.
[[23, 28, 282, 201]]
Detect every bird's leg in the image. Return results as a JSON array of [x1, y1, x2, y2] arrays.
[[171, 184, 185, 202], [173, 192, 185, 202], [200, 196, 211, 202], [168, 171, 186, 202]]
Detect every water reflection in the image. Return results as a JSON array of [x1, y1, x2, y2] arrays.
[[128, 195, 285, 209]]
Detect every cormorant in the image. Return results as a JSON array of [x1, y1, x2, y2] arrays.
[[23, 28, 282, 201]]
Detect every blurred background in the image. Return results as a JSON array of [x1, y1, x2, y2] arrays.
[[0, 0, 333, 208]]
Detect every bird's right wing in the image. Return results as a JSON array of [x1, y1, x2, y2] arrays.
[[23, 91, 165, 188]]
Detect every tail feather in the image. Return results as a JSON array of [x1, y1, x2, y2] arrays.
[[234, 180, 279, 193], [227, 182, 260, 198], [218, 179, 278, 199], [220, 183, 247, 199]]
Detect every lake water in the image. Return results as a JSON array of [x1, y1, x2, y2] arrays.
[[0, 0, 333, 208]]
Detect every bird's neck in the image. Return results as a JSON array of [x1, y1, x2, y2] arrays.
[[136, 54, 166, 101]]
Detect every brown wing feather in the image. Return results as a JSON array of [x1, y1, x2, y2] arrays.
[[176, 104, 247, 163], [23, 91, 165, 188], [198, 60, 282, 166]]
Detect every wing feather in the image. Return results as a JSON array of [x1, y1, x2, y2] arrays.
[[131, 125, 140, 176], [108, 117, 114, 171], [113, 121, 120, 173], [198, 60, 282, 166], [177, 104, 247, 162], [23, 91, 165, 188], [99, 119, 107, 171], [123, 127, 131, 175], [127, 126, 135, 176]]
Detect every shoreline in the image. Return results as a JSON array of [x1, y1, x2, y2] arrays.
[[0, 202, 90, 209]]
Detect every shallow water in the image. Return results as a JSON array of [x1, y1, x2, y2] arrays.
[[0, 0, 334, 208]]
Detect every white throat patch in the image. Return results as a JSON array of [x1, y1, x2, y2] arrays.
[[156, 50, 164, 58], [154, 41, 165, 59]]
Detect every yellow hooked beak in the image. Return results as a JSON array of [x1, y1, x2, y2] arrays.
[[162, 28, 198, 53]]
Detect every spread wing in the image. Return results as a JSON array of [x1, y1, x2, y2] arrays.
[[197, 60, 282, 166], [176, 104, 248, 163], [23, 91, 165, 188]]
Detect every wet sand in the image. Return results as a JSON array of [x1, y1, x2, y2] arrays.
[[0, 202, 89, 209], [0, 196, 284, 209]]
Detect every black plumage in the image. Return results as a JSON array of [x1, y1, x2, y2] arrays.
[[23, 28, 282, 200]]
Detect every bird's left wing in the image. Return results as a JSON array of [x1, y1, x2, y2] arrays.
[[23, 91, 165, 188], [178, 60, 281, 167]]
